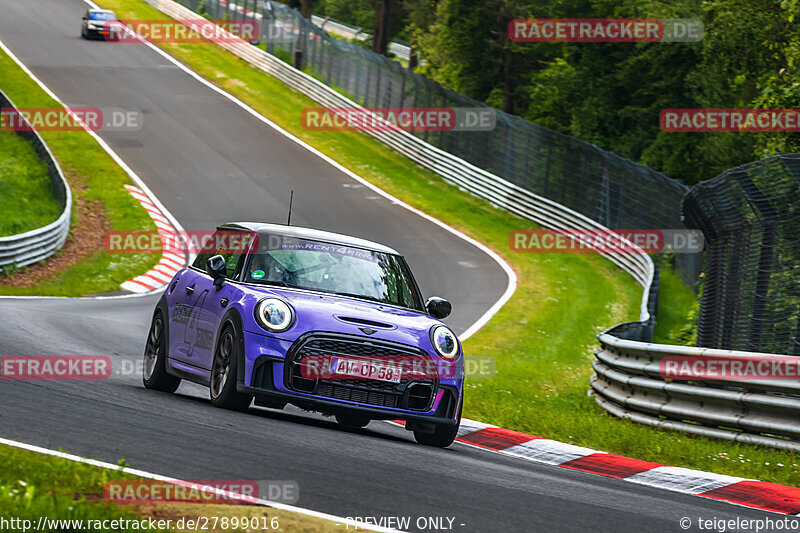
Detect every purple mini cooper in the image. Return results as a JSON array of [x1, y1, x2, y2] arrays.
[[143, 223, 463, 447]]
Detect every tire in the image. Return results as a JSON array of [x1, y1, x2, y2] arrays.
[[413, 402, 461, 448], [210, 324, 252, 410], [142, 311, 181, 393], [335, 412, 370, 428]]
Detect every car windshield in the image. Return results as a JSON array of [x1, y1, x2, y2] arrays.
[[89, 12, 116, 21], [245, 236, 423, 311]]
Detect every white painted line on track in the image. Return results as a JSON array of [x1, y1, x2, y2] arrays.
[[0, 37, 188, 300], [80, 0, 517, 340], [0, 436, 403, 533]]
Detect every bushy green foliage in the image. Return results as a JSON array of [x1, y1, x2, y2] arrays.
[[408, 0, 800, 185]]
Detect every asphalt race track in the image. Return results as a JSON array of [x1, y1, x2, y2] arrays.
[[0, 1, 781, 531]]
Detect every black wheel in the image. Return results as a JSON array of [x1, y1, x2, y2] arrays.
[[142, 312, 181, 393], [210, 325, 252, 410], [413, 402, 461, 448], [335, 412, 370, 428]]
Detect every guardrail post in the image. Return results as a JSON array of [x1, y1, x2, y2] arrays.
[[719, 235, 744, 349], [794, 305, 800, 356], [734, 169, 778, 352], [398, 65, 406, 107], [749, 224, 775, 350], [375, 58, 383, 107], [542, 143, 552, 198]]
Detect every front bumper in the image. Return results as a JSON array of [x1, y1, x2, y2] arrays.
[[240, 330, 463, 424], [238, 381, 461, 425]]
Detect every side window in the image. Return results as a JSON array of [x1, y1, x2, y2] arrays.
[[191, 237, 213, 269], [191, 230, 250, 280], [224, 254, 245, 279], [191, 252, 209, 270], [230, 254, 247, 280]]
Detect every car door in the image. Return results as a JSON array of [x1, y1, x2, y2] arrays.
[[182, 230, 249, 371], [183, 271, 216, 369], [168, 234, 217, 368], [168, 264, 212, 366], [196, 273, 241, 371]]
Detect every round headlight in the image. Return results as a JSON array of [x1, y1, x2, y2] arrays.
[[255, 298, 294, 332], [431, 325, 459, 361]]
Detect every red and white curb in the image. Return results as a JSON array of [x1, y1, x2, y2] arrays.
[[74, 3, 797, 517], [120, 185, 187, 294], [394, 418, 800, 516]]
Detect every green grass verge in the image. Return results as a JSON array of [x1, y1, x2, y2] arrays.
[[0, 129, 61, 237], [0, 49, 158, 295], [97, 0, 799, 486], [653, 264, 699, 345], [0, 444, 346, 532], [0, 444, 165, 531]]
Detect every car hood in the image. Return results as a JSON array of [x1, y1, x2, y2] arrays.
[[241, 284, 446, 346]]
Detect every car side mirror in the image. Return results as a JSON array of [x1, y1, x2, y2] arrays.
[[425, 297, 451, 319], [206, 255, 227, 288]]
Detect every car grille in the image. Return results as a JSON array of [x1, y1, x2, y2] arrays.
[[286, 333, 436, 411], [316, 383, 398, 408]]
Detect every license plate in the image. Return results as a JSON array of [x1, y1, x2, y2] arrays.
[[329, 357, 401, 383]]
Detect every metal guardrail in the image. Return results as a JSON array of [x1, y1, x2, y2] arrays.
[[216, 2, 413, 60], [146, 0, 800, 451], [0, 89, 71, 270], [591, 332, 800, 451], [145, 0, 654, 324], [590, 155, 800, 451], [309, 14, 412, 61], [189, 0, 700, 296]]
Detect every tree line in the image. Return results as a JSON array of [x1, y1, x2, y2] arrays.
[[283, 0, 800, 186]]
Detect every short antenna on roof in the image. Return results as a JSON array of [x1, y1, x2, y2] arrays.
[[287, 190, 294, 226]]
